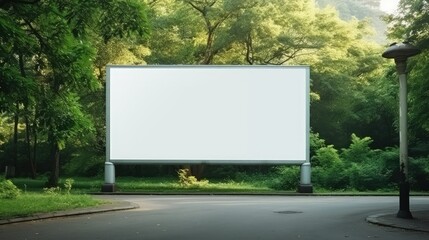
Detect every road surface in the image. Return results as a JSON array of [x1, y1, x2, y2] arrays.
[[1, 195, 428, 239]]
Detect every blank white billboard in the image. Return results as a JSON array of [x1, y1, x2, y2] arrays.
[[107, 66, 309, 164]]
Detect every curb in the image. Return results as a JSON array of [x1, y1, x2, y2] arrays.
[[91, 192, 429, 196], [366, 211, 429, 233], [0, 201, 139, 225]]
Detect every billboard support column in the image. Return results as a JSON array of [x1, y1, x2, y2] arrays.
[[298, 162, 313, 193], [101, 162, 116, 192]]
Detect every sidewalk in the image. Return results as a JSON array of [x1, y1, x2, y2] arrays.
[[366, 210, 429, 232], [0, 200, 139, 225]]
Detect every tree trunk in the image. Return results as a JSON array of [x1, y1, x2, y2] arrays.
[[19, 53, 36, 178], [191, 165, 205, 180], [6, 102, 19, 178], [32, 105, 39, 175], [33, 129, 37, 174], [47, 142, 60, 187], [24, 112, 36, 179], [202, 29, 215, 64]]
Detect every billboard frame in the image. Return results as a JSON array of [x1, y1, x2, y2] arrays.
[[103, 65, 312, 193]]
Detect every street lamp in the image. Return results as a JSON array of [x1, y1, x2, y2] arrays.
[[382, 41, 421, 219]]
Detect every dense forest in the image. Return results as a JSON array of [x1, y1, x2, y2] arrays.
[[0, 0, 428, 190]]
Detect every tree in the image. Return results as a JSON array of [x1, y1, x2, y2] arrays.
[[233, 0, 342, 65], [0, 0, 150, 185], [295, 6, 387, 148], [0, 1, 38, 177], [385, 0, 429, 155]]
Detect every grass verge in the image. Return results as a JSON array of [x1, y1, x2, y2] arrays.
[[2, 177, 428, 220], [10, 177, 276, 193], [0, 193, 104, 220]]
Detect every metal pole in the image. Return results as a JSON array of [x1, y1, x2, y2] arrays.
[[101, 162, 116, 192], [396, 59, 412, 219], [298, 162, 313, 193], [382, 41, 421, 219]]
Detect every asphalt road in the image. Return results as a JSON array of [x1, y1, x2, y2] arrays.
[[1, 195, 428, 240]]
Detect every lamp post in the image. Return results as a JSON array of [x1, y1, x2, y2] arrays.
[[382, 42, 421, 219]]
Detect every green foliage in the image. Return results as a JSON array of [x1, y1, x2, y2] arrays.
[[341, 134, 374, 163], [177, 169, 209, 187], [312, 164, 348, 190], [347, 162, 390, 191], [409, 156, 429, 191], [310, 131, 326, 156], [62, 152, 104, 177], [98, 0, 149, 42], [385, 0, 429, 157], [64, 178, 74, 194], [311, 145, 341, 168], [43, 178, 74, 194], [312, 134, 401, 191], [316, 0, 387, 43], [373, 147, 399, 182], [0, 193, 102, 220], [39, 92, 94, 151], [0, 0, 151, 182], [269, 166, 300, 191], [43, 186, 61, 195], [0, 179, 21, 199]]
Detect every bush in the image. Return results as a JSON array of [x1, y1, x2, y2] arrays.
[[310, 131, 326, 156], [409, 156, 429, 191], [0, 179, 21, 199], [177, 169, 209, 187], [373, 148, 399, 184], [341, 134, 374, 163], [311, 145, 341, 168], [64, 178, 74, 194], [43, 186, 61, 195], [312, 162, 349, 190], [269, 166, 300, 190], [347, 161, 391, 191], [62, 152, 104, 177]]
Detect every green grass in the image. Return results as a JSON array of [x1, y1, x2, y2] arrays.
[[0, 193, 103, 220], [10, 177, 276, 193], [9, 177, 429, 195], [2, 176, 428, 220], [113, 177, 273, 193], [1, 177, 276, 220]]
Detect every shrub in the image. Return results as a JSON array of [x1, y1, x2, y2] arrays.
[[409, 156, 429, 191], [62, 152, 104, 177], [269, 166, 300, 190], [0, 179, 21, 199], [347, 161, 390, 191], [311, 145, 341, 168], [341, 134, 374, 164], [43, 187, 61, 195], [312, 162, 349, 190], [177, 169, 209, 187], [373, 147, 399, 184], [64, 178, 74, 194], [310, 131, 326, 156]]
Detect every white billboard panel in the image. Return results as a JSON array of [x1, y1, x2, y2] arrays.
[[107, 66, 309, 164]]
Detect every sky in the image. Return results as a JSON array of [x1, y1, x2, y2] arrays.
[[380, 0, 400, 13]]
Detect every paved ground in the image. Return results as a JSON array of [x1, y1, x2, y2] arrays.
[[366, 210, 429, 232], [0, 195, 428, 239]]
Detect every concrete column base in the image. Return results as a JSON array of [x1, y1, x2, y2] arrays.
[[298, 162, 312, 193], [102, 162, 116, 192], [298, 184, 313, 193], [101, 183, 116, 192]]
